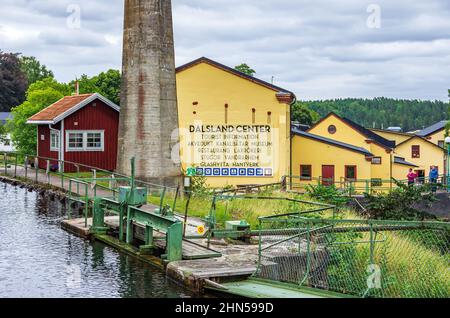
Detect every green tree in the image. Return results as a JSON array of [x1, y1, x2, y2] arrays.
[[0, 51, 28, 111], [234, 63, 256, 77], [69, 69, 121, 105], [19, 56, 54, 86], [291, 102, 320, 126], [6, 78, 70, 154]]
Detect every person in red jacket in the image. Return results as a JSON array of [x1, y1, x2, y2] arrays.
[[407, 169, 417, 186]]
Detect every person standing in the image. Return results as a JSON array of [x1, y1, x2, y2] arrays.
[[429, 166, 439, 193], [407, 169, 417, 186]]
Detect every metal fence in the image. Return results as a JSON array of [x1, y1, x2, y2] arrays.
[[287, 175, 448, 195], [255, 215, 450, 298]]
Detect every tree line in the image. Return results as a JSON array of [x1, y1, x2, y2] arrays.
[[299, 97, 448, 132]]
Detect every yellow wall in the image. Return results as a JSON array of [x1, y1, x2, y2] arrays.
[[291, 135, 371, 188], [392, 164, 415, 181], [426, 129, 446, 148], [307, 114, 392, 181], [176, 62, 291, 187], [369, 129, 412, 145], [395, 137, 445, 175]]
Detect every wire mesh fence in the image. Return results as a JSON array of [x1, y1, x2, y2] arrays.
[[256, 216, 450, 298]]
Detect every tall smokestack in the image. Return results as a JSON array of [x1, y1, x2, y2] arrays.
[[118, 0, 181, 185]]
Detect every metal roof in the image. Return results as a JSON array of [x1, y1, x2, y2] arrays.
[[292, 128, 373, 156], [417, 121, 448, 137], [394, 157, 418, 167]]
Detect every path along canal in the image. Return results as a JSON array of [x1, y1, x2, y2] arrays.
[[0, 182, 197, 298]]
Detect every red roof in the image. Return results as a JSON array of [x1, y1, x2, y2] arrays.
[[27, 93, 120, 124]]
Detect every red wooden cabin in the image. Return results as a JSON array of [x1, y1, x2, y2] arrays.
[[27, 93, 120, 172]]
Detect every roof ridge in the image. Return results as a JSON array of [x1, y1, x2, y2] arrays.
[[176, 57, 295, 97], [292, 128, 373, 156]]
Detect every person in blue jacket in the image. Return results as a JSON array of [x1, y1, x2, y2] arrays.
[[429, 166, 439, 193]]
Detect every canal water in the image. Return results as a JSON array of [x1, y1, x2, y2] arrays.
[[0, 182, 195, 298]]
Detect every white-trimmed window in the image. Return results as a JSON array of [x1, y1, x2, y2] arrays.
[[50, 131, 60, 152], [66, 130, 104, 152]]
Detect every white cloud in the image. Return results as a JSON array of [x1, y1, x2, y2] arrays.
[[0, 0, 449, 101]]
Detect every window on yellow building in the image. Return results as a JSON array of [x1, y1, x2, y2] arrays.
[[412, 145, 420, 158], [371, 178, 383, 187], [371, 157, 382, 165], [345, 166, 357, 181], [328, 125, 337, 134], [300, 165, 312, 180], [438, 140, 444, 148]]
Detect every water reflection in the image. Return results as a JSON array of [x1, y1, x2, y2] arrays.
[[0, 183, 194, 298]]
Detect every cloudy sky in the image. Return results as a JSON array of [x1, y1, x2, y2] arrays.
[[1, 0, 449, 101]]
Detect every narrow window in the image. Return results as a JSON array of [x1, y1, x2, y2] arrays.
[[267, 112, 272, 125], [300, 165, 312, 180], [438, 140, 444, 148], [50, 131, 60, 152], [345, 165, 357, 181], [371, 157, 382, 165], [225, 104, 229, 124], [252, 108, 256, 124], [412, 145, 420, 158]]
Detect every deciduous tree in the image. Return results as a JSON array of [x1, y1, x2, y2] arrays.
[[0, 51, 28, 112]]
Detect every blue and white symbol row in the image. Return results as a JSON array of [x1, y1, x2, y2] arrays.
[[196, 167, 273, 177]]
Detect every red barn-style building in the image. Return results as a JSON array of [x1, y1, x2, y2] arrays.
[[27, 93, 120, 172]]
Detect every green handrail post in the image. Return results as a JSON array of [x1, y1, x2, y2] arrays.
[[14, 154, 17, 178], [59, 160, 64, 188], [24, 155, 28, 179], [4, 152, 7, 174], [300, 221, 312, 287], [365, 180, 369, 194], [84, 183, 89, 228], [68, 179, 72, 220], [159, 187, 166, 212], [34, 157, 38, 182], [172, 185, 180, 212], [256, 219, 263, 276], [130, 156, 135, 190]]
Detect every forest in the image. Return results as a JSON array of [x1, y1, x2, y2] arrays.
[[302, 98, 448, 132]]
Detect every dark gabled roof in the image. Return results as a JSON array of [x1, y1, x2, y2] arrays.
[[308, 112, 396, 150], [292, 128, 373, 156], [394, 157, 418, 167], [417, 120, 448, 137], [370, 128, 413, 137], [339, 116, 396, 149], [176, 57, 296, 98]]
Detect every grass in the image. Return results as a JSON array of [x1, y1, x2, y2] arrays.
[[148, 189, 338, 229]]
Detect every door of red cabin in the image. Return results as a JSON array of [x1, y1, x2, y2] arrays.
[[322, 165, 335, 186]]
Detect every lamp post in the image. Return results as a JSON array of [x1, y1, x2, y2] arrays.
[[445, 137, 450, 192]]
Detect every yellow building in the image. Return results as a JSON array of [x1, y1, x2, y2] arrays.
[[176, 57, 295, 187], [369, 128, 412, 145], [291, 113, 419, 192], [394, 136, 445, 180]]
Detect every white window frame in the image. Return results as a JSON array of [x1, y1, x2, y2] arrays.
[[66, 130, 105, 152], [50, 130, 60, 152]]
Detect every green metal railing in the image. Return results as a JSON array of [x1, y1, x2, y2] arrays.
[[255, 214, 450, 298], [287, 175, 447, 195]]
